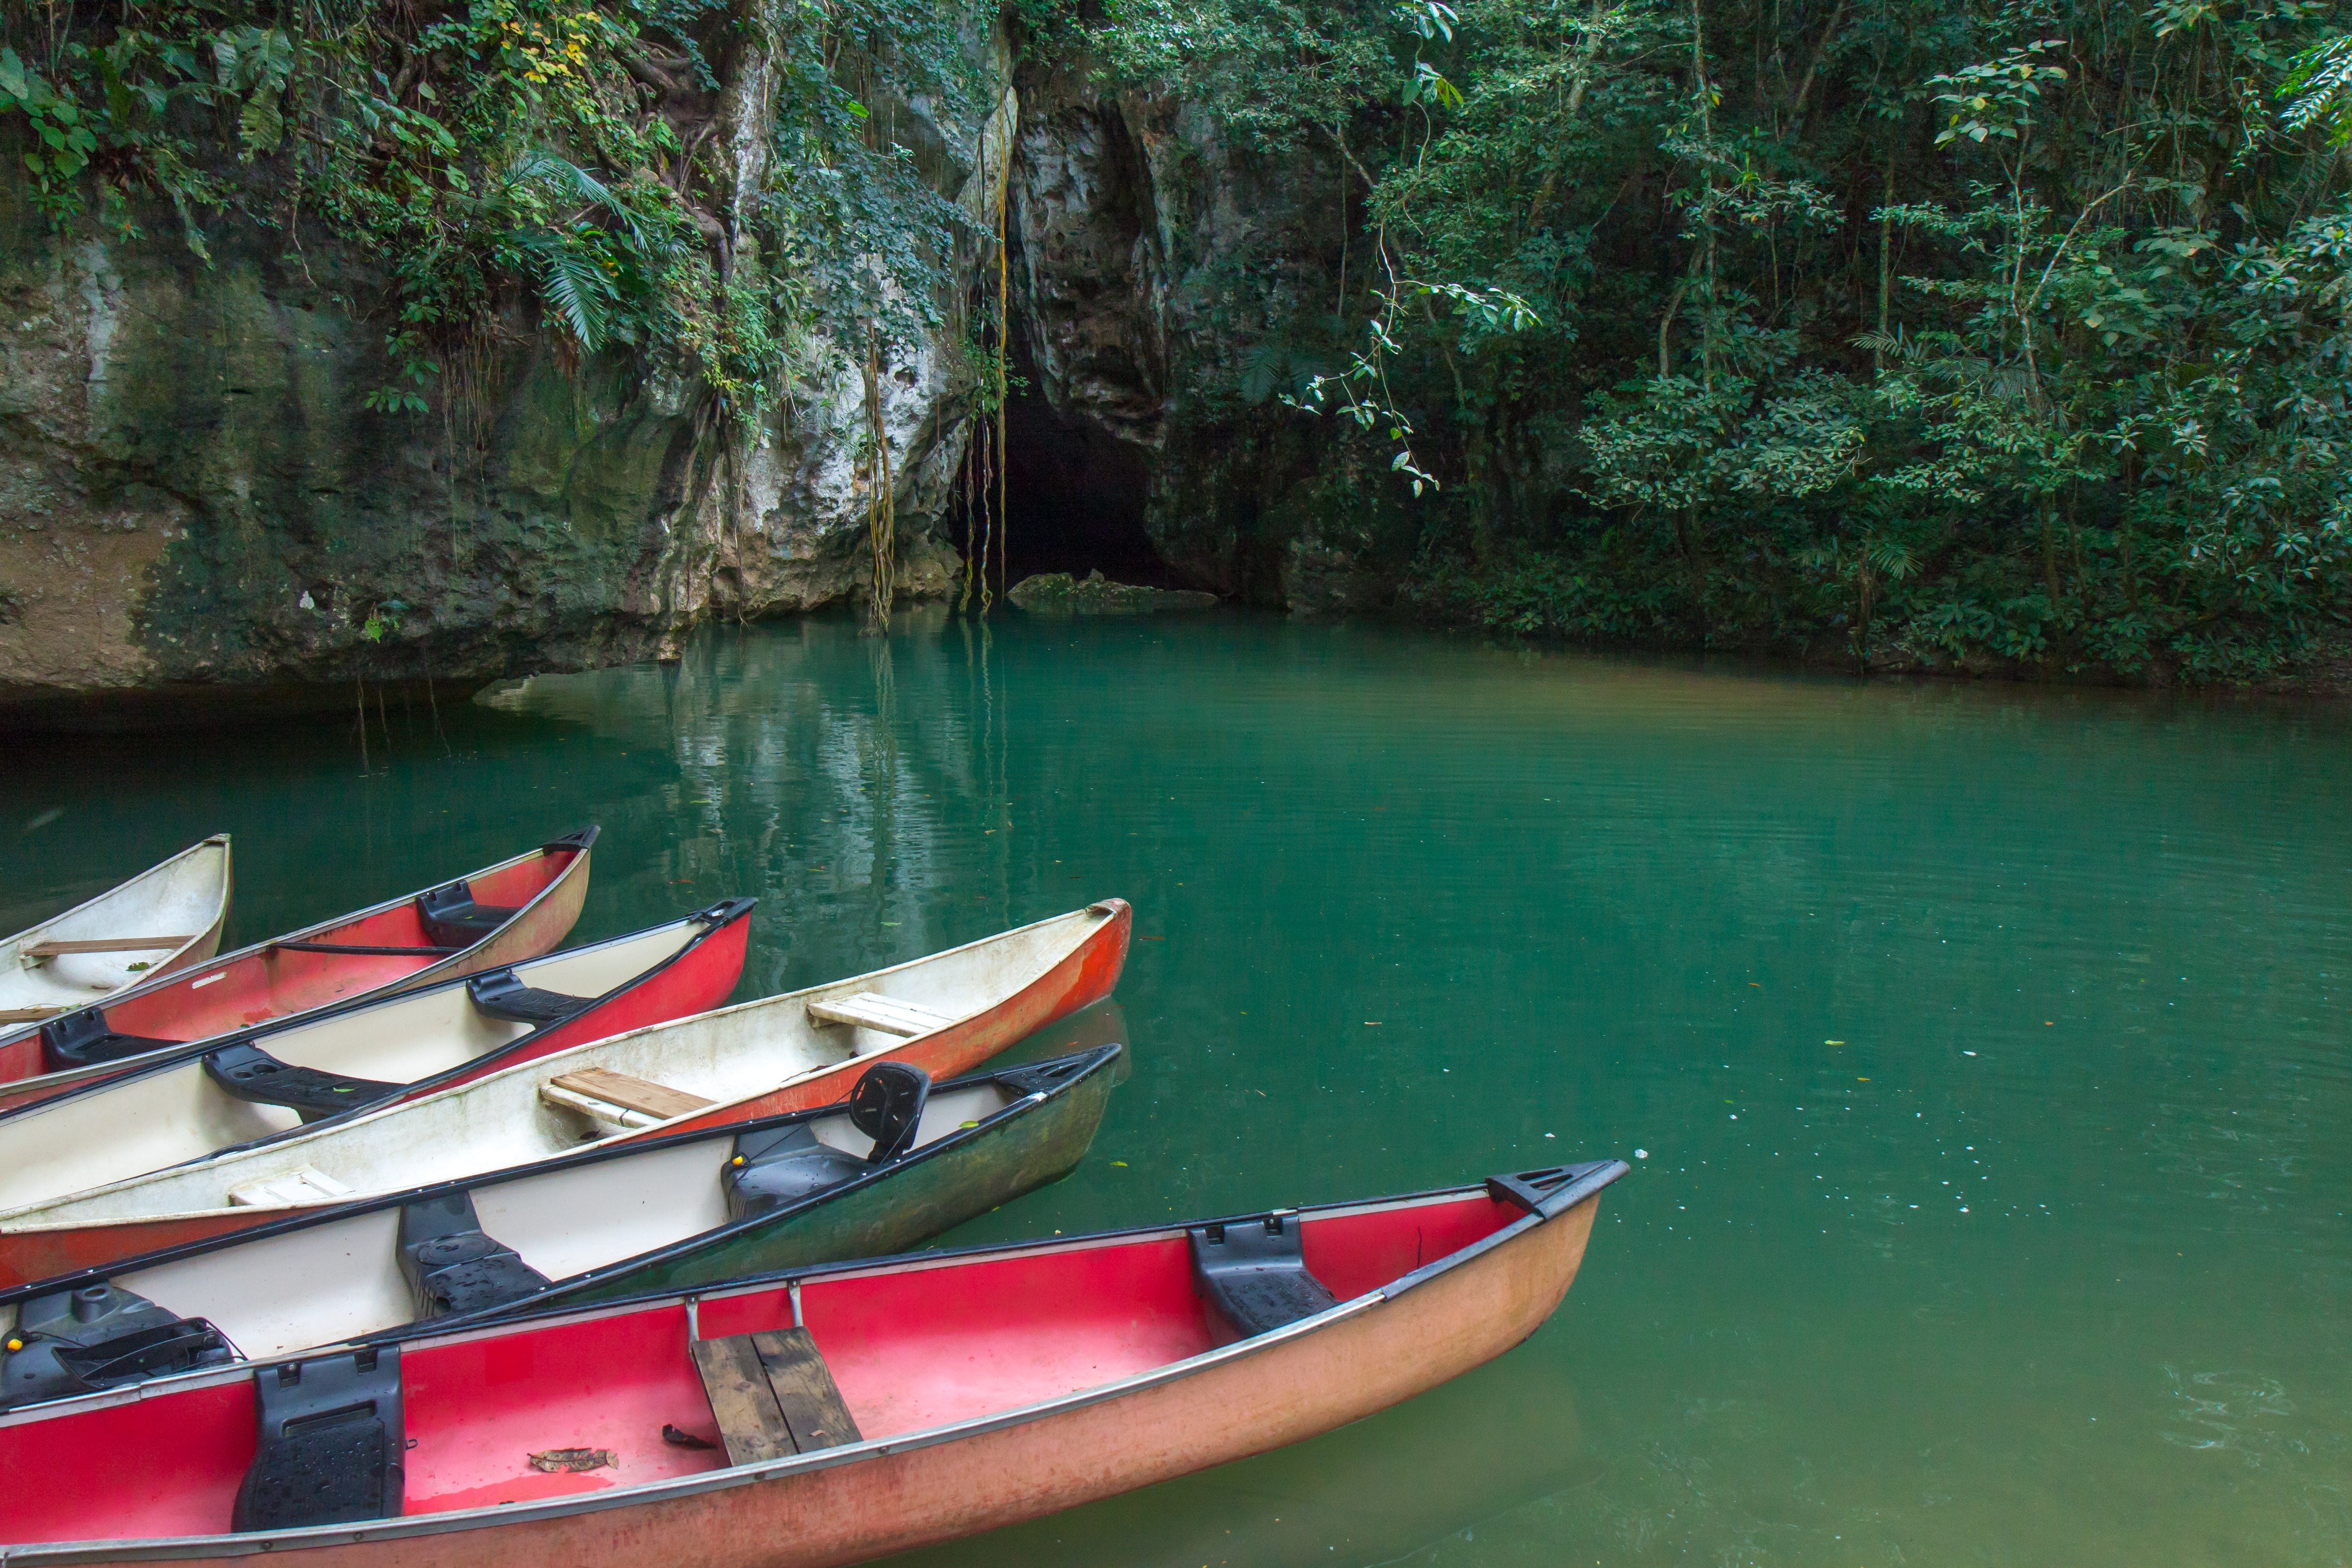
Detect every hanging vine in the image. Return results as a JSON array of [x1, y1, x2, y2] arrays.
[[861, 330, 897, 633], [994, 151, 1010, 609], [958, 94, 1014, 615]]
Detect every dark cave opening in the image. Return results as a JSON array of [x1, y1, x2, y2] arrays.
[[952, 339, 1179, 589]]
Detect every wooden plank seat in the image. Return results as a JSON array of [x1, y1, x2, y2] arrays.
[[804, 992, 955, 1037], [541, 1067, 716, 1130], [22, 937, 197, 959], [688, 1328, 862, 1467]]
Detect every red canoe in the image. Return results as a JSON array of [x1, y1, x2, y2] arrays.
[[0, 1162, 1626, 1568], [0, 830, 599, 1113], [0, 899, 1119, 1284], [0, 899, 755, 1271]]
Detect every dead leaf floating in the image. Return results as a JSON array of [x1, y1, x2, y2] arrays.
[[528, 1448, 618, 1473]]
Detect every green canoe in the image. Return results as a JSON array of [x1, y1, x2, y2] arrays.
[[0, 1046, 1123, 1408]]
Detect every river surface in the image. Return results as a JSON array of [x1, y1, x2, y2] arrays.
[[6, 609, 2350, 1567]]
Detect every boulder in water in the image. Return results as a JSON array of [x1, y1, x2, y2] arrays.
[[1006, 570, 1219, 615]]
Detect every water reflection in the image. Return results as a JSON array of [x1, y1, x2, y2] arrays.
[[7, 610, 2351, 1566], [882, 1351, 1587, 1568]]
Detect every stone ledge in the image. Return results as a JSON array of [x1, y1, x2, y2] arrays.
[[1005, 570, 1218, 615]]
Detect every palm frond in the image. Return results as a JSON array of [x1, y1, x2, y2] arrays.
[[526, 237, 616, 352], [510, 148, 645, 247], [2281, 35, 2352, 144]]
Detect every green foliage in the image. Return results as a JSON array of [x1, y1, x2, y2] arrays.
[[2281, 34, 2352, 145], [1, 0, 996, 427], [1079, 0, 2352, 681], [359, 599, 409, 641]]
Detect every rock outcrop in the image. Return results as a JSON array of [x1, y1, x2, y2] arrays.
[[1006, 569, 1216, 614], [0, 22, 1426, 730], [1004, 60, 1407, 616], [0, 27, 1014, 729]]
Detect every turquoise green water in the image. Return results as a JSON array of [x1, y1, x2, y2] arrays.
[[5, 608, 2350, 1567]]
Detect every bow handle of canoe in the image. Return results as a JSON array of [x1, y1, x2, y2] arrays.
[[691, 897, 758, 927], [1485, 1162, 1633, 1218], [539, 826, 601, 856]]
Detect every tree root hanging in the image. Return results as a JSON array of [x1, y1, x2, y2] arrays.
[[863, 332, 897, 634]]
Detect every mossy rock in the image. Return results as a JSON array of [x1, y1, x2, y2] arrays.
[[1006, 570, 1218, 615]]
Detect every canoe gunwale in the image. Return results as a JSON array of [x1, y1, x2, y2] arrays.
[[0, 1045, 1126, 1332], [0, 1162, 1626, 1565], [0, 896, 747, 1186], [1384, 1160, 1630, 1298], [0, 833, 599, 1094], [0, 899, 1103, 1264]]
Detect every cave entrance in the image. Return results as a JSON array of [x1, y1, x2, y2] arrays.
[[954, 336, 1175, 589]]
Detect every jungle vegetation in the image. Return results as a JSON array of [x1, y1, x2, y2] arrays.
[[5, 0, 2352, 679], [1060, 0, 2352, 679], [0, 0, 992, 425]]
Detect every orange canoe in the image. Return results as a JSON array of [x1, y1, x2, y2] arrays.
[[0, 1161, 1625, 1567]]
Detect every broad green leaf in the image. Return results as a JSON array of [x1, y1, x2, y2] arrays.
[[240, 87, 284, 156]]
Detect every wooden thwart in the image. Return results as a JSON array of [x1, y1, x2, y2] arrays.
[[806, 992, 954, 1037], [22, 937, 195, 958], [542, 1067, 715, 1127], [0, 1007, 62, 1024], [688, 1336, 795, 1467], [689, 1328, 863, 1467]]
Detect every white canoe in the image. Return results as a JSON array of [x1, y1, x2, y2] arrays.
[[0, 837, 232, 1027], [0, 830, 600, 1113], [0, 900, 1129, 1274], [0, 903, 756, 1268]]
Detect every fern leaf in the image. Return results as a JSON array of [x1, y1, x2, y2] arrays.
[[535, 244, 613, 352]]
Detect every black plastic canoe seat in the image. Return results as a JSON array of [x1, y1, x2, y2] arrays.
[[398, 1191, 552, 1319], [0, 1282, 235, 1410], [415, 879, 523, 950], [203, 1042, 401, 1123], [846, 1061, 931, 1163], [723, 1124, 871, 1220], [232, 1346, 405, 1532], [464, 968, 590, 1025], [1191, 1214, 1339, 1339], [39, 1008, 182, 1071], [688, 1328, 863, 1467]]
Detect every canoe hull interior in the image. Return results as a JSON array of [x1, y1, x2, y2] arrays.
[[0, 904, 752, 1273], [0, 837, 233, 1019], [641, 897, 1133, 1142], [0, 835, 597, 1110], [0, 1168, 1620, 1568], [0, 1049, 1122, 1371]]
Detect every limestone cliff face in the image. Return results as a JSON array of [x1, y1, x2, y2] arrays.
[[1005, 61, 1408, 614], [0, 25, 1419, 731], [0, 29, 1013, 729]]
